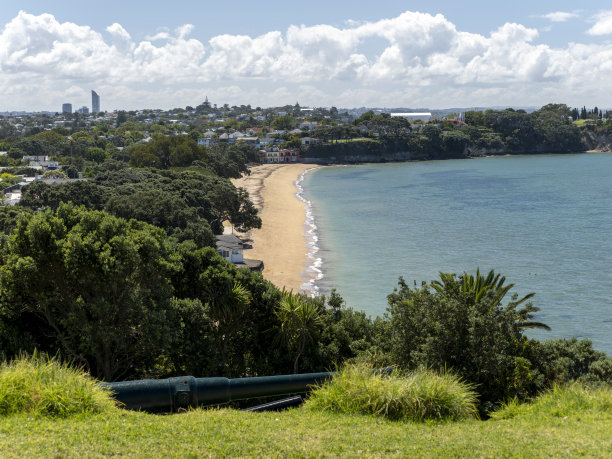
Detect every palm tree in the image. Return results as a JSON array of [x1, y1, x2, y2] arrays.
[[275, 289, 323, 373], [210, 281, 252, 370], [431, 269, 550, 331]]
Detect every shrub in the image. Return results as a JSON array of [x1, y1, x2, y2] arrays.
[[387, 270, 549, 412], [305, 364, 478, 422], [531, 338, 612, 385], [0, 353, 117, 417], [491, 383, 612, 420]]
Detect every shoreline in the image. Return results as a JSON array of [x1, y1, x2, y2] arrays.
[[300, 149, 608, 165], [231, 151, 612, 293], [232, 164, 320, 293]]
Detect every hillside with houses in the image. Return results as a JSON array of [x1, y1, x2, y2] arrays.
[[1, 101, 611, 205]]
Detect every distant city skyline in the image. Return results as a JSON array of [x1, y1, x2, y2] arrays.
[[1, 1, 612, 111]]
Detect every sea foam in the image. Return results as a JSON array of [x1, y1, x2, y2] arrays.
[[295, 168, 323, 296]]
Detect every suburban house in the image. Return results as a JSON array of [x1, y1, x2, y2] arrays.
[[266, 129, 286, 137], [299, 121, 318, 130], [197, 137, 216, 146], [301, 137, 320, 146], [25, 156, 60, 170], [229, 131, 247, 140], [22, 155, 49, 162], [260, 147, 299, 163], [215, 234, 263, 271], [237, 137, 261, 147], [278, 148, 299, 162], [262, 150, 279, 163], [216, 234, 244, 263]]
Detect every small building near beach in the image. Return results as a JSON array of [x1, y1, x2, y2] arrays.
[[260, 148, 299, 163], [278, 148, 299, 163], [215, 234, 264, 271]]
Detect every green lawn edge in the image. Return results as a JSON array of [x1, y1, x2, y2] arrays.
[[1, 405, 610, 458]]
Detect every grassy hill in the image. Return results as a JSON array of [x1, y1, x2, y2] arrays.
[[0, 356, 610, 457], [1, 392, 610, 457]]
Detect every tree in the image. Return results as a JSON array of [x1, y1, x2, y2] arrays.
[[275, 290, 323, 373], [442, 131, 470, 157], [42, 170, 68, 179], [387, 270, 550, 411], [11, 138, 56, 158], [0, 204, 178, 380], [0, 206, 31, 235], [533, 105, 583, 152], [354, 113, 411, 138], [86, 147, 108, 163], [116, 111, 128, 126], [128, 135, 204, 169], [169, 242, 285, 377], [33, 130, 68, 148], [420, 124, 443, 154], [534, 104, 572, 124], [580, 106, 587, 120], [209, 281, 252, 370], [571, 108, 579, 121], [104, 188, 215, 247], [464, 111, 486, 126], [484, 109, 538, 152], [271, 115, 295, 131], [431, 269, 550, 331], [224, 187, 261, 233], [206, 144, 250, 178], [7, 147, 26, 160]]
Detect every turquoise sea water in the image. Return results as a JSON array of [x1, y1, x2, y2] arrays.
[[301, 154, 612, 354]]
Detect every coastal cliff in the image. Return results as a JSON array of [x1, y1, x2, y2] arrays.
[[300, 139, 597, 165]]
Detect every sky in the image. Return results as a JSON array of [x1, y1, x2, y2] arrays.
[[1, 0, 612, 112]]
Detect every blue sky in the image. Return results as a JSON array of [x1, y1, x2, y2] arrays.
[[2, 1, 612, 111]]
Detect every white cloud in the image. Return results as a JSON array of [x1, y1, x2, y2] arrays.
[[106, 23, 131, 41], [176, 24, 194, 39], [1, 10, 612, 110], [587, 11, 612, 35], [541, 12, 579, 22]]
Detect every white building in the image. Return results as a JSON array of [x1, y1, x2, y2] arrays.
[[215, 234, 244, 263], [390, 112, 432, 121]]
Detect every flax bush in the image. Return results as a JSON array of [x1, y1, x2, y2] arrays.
[[305, 363, 478, 422], [0, 353, 117, 417]]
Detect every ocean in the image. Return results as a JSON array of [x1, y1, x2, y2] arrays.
[[299, 153, 612, 355]]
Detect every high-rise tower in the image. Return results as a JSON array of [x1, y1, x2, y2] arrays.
[[62, 103, 72, 114], [91, 90, 100, 114]]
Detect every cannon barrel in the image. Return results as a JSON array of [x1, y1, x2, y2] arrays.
[[102, 371, 333, 412]]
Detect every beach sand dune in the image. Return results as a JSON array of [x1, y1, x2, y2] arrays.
[[232, 163, 318, 292]]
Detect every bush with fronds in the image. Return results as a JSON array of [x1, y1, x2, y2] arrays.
[[491, 382, 612, 420], [0, 353, 117, 417], [305, 364, 478, 422]]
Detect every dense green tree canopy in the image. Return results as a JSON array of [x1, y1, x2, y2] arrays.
[[19, 166, 261, 245], [271, 115, 295, 131], [129, 135, 203, 169], [0, 204, 179, 380]]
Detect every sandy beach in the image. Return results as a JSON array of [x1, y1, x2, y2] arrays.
[[232, 163, 319, 292]]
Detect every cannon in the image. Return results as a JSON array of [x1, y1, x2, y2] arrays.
[[102, 371, 333, 412]]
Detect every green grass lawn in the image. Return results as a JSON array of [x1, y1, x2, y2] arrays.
[[1, 356, 609, 457], [573, 119, 597, 126], [331, 137, 378, 143], [1, 398, 610, 457]]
